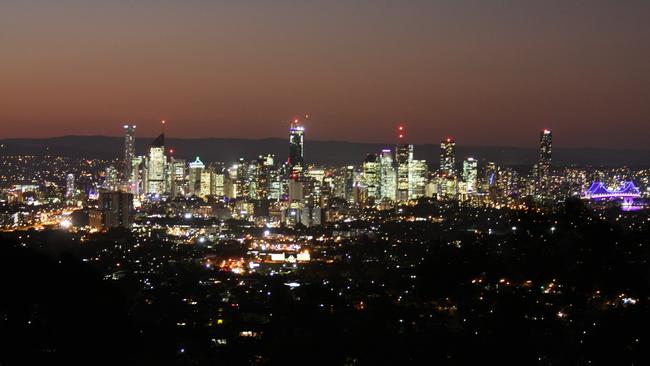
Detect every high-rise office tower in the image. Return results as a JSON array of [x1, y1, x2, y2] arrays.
[[188, 157, 205, 196], [440, 138, 456, 177], [379, 149, 396, 201], [234, 158, 251, 198], [408, 159, 428, 199], [245, 163, 258, 199], [288, 119, 305, 172], [462, 157, 478, 194], [499, 167, 518, 198], [537, 129, 552, 197], [252, 154, 274, 200], [225, 163, 239, 198], [211, 169, 226, 197], [483, 161, 498, 198], [123, 125, 136, 186], [362, 154, 380, 200], [395, 125, 413, 202], [484, 162, 497, 189], [200, 169, 212, 198], [169, 158, 186, 197], [268, 167, 283, 201], [146, 134, 166, 195], [65, 174, 75, 199], [130, 156, 144, 196], [103, 165, 120, 191], [344, 165, 355, 203], [305, 169, 325, 207]]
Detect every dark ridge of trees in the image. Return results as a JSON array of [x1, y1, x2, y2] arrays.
[[0, 239, 139, 366]]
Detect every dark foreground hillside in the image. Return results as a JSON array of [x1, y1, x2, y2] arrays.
[[1, 200, 649, 365]]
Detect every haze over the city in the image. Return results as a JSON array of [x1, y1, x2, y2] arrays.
[[2, 0, 650, 148]]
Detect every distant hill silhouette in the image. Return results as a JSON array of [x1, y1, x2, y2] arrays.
[[1, 136, 649, 167]]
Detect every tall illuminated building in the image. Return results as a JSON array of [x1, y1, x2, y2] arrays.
[[395, 125, 413, 202], [379, 149, 396, 201], [123, 124, 136, 186], [200, 169, 212, 198], [483, 161, 498, 199], [362, 154, 380, 200], [462, 157, 478, 194], [288, 118, 305, 172], [234, 158, 251, 198], [306, 168, 325, 206], [103, 165, 120, 191], [484, 162, 497, 190], [408, 160, 428, 199], [498, 167, 518, 199], [146, 134, 166, 195], [188, 157, 205, 196], [537, 129, 552, 197], [211, 169, 226, 197], [225, 163, 239, 198], [169, 158, 186, 198], [344, 166, 356, 203], [440, 138, 456, 177], [65, 174, 75, 199], [245, 164, 258, 199], [130, 156, 144, 196], [252, 154, 275, 200], [268, 168, 283, 201]]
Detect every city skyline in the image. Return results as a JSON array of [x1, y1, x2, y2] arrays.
[[2, 1, 650, 148], [2, 2, 650, 364]]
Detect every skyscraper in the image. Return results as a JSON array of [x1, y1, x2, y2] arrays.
[[146, 134, 166, 195], [288, 119, 305, 172], [188, 157, 205, 196], [344, 165, 356, 203], [65, 173, 75, 199], [484, 161, 498, 197], [462, 157, 478, 194], [103, 165, 120, 191], [408, 159, 428, 199], [537, 129, 552, 197], [362, 154, 380, 201], [484, 162, 497, 188], [379, 149, 396, 201], [395, 125, 413, 202], [253, 154, 274, 200], [235, 158, 250, 198], [123, 125, 136, 186], [440, 138, 456, 177], [200, 169, 212, 198], [130, 156, 144, 196], [211, 169, 226, 197], [169, 158, 186, 198], [268, 166, 283, 201]]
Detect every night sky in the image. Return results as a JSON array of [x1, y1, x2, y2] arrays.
[[2, 0, 649, 148]]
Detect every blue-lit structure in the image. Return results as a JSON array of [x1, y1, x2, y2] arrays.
[[287, 119, 305, 172], [583, 181, 641, 206]]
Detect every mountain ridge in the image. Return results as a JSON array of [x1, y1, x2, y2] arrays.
[[1, 136, 649, 167]]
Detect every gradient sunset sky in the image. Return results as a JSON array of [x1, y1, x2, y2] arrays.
[[2, 0, 649, 148]]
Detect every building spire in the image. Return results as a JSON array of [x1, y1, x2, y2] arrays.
[[151, 133, 165, 148]]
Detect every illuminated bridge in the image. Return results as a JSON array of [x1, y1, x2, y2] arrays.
[[583, 181, 641, 205]]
